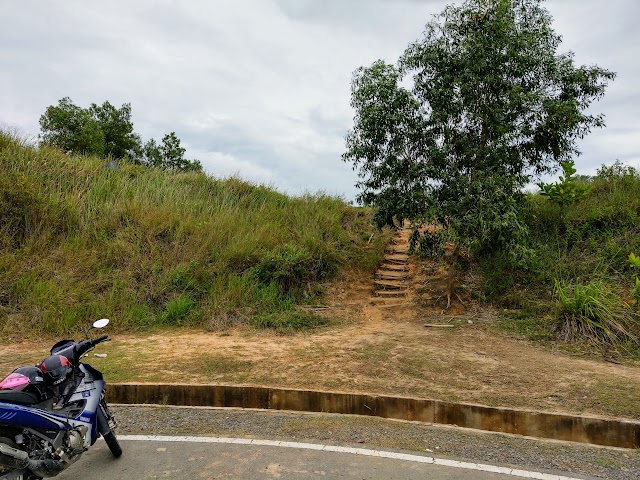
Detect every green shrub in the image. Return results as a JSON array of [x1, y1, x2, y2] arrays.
[[537, 160, 589, 207], [250, 245, 333, 297], [630, 253, 640, 306], [162, 294, 197, 325], [594, 161, 639, 189], [479, 163, 640, 352], [553, 279, 637, 347], [166, 261, 211, 300], [410, 228, 445, 258]]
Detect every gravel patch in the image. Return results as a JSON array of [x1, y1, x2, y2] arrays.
[[112, 405, 639, 479]]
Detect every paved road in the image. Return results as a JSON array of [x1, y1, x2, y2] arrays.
[[54, 436, 592, 480]]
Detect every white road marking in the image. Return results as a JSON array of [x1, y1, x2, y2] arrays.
[[117, 435, 584, 480]]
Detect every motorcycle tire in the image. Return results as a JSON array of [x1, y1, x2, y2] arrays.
[[102, 431, 122, 458]]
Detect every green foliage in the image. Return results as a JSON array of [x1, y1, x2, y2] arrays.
[[141, 138, 161, 167], [343, 60, 427, 228], [595, 161, 638, 186], [143, 132, 202, 172], [160, 132, 186, 169], [0, 171, 75, 249], [553, 279, 637, 347], [481, 162, 640, 354], [250, 244, 332, 297], [0, 173, 43, 248], [39, 97, 105, 156], [39, 98, 140, 159], [162, 294, 197, 325], [88, 101, 140, 159], [537, 160, 589, 207], [39, 98, 200, 172], [410, 228, 445, 258], [343, 0, 614, 256], [166, 261, 211, 299], [630, 253, 640, 305], [0, 132, 384, 337], [525, 163, 640, 281]]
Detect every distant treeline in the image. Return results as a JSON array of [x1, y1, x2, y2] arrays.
[[39, 97, 201, 172]]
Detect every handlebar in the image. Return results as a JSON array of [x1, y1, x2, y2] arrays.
[[75, 335, 110, 359]]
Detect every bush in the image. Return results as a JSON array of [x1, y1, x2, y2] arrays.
[[410, 227, 445, 258], [554, 279, 637, 347], [630, 253, 640, 306], [537, 160, 589, 208], [162, 294, 197, 325], [250, 245, 333, 297]]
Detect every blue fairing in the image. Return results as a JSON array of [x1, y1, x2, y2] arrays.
[[0, 402, 65, 430], [73, 363, 104, 443]]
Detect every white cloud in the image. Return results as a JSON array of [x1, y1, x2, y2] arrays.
[[190, 149, 277, 186]]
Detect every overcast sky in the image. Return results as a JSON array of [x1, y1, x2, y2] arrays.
[[1, 0, 638, 200]]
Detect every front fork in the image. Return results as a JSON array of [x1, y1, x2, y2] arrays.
[[97, 394, 117, 436]]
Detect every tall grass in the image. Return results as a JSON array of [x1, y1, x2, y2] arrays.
[[554, 279, 636, 347], [0, 132, 387, 337]]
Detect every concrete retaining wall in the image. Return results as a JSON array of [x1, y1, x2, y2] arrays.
[[109, 383, 640, 449]]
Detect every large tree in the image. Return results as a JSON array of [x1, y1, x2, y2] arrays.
[[40, 97, 140, 159], [343, 0, 614, 255], [89, 101, 141, 159], [39, 97, 105, 156]]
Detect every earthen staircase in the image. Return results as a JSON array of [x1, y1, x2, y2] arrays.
[[372, 226, 412, 302]]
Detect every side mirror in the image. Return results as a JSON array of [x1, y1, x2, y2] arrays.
[[93, 318, 110, 329]]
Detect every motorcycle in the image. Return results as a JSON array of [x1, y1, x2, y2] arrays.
[[0, 319, 121, 479]]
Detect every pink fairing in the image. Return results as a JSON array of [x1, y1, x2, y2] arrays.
[[0, 373, 30, 391]]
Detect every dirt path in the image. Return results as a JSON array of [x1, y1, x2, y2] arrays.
[[1, 229, 639, 420]]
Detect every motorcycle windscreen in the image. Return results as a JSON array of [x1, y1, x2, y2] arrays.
[[0, 373, 29, 391]]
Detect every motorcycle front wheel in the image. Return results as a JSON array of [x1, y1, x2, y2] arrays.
[[102, 430, 122, 458]]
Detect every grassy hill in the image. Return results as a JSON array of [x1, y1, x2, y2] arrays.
[[0, 132, 387, 337], [3, 128, 637, 356], [483, 162, 640, 356]]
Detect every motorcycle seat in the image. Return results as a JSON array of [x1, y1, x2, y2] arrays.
[[0, 389, 41, 405]]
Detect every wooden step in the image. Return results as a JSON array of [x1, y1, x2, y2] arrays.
[[380, 263, 408, 271], [385, 249, 409, 255], [385, 254, 409, 261], [374, 281, 405, 291], [375, 271, 408, 280], [374, 290, 408, 298], [390, 239, 410, 246], [385, 258, 409, 266], [369, 298, 413, 307]]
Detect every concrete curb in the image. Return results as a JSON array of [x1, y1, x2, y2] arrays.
[[109, 383, 640, 449]]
